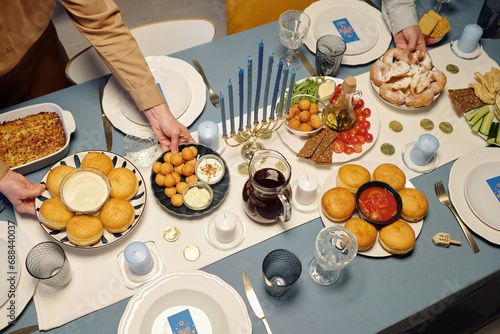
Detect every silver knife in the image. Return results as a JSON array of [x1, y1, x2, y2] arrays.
[[98, 84, 113, 152], [242, 272, 272, 334], [294, 49, 317, 77]]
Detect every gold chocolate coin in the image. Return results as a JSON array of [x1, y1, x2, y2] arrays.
[[184, 245, 201, 262], [446, 64, 459, 74], [163, 226, 180, 242], [389, 120, 403, 133], [439, 121, 453, 134], [380, 143, 395, 156], [420, 118, 434, 131], [238, 162, 249, 177]]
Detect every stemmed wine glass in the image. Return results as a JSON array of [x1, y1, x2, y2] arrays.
[[433, 0, 451, 14], [309, 226, 358, 286], [277, 10, 311, 70]]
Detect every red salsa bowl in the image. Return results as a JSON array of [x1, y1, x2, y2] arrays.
[[355, 181, 402, 226]]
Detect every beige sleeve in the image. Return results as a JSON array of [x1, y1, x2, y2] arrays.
[[0, 159, 9, 182], [59, 0, 164, 111]]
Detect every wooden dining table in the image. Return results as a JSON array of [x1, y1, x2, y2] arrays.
[[2, 0, 500, 333]]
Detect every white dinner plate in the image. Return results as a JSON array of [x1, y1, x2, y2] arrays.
[[465, 162, 500, 230], [314, 7, 379, 56], [319, 161, 424, 257], [119, 66, 192, 125], [35, 151, 147, 249], [0, 223, 19, 307], [277, 77, 380, 163], [102, 56, 206, 134], [304, 0, 392, 65], [118, 271, 252, 334], [0, 223, 37, 331], [450, 148, 500, 244]]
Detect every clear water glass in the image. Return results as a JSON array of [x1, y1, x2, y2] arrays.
[[278, 10, 311, 70], [123, 129, 159, 167], [309, 226, 358, 286], [26, 242, 72, 287], [262, 249, 301, 297]]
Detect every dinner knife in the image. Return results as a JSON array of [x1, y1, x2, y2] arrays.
[[242, 272, 272, 334], [98, 84, 113, 152], [294, 49, 317, 77], [9, 324, 39, 334]]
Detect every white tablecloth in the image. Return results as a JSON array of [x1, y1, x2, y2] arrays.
[[16, 44, 498, 330]]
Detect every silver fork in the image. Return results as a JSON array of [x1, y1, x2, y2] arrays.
[[434, 181, 479, 253], [192, 59, 220, 107]]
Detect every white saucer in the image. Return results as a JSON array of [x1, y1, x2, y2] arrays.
[[205, 213, 246, 250], [465, 162, 500, 231], [450, 36, 483, 60], [291, 179, 322, 213], [314, 7, 379, 56], [401, 142, 439, 174], [120, 67, 192, 125]]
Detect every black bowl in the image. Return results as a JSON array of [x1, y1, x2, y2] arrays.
[[355, 181, 402, 226]]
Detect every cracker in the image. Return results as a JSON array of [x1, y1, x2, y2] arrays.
[[427, 10, 442, 20], [430, 17, 450, 37], [419, 13, 439, 36], [296, 128, 328, 158], [310, 128, 338, 164], [448, 88, 486, 115]]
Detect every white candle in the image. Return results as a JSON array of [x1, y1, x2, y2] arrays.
[[410, 134, 439, 166], [215, 212, 237, 243], [124, 241, 154, 276], [296, 174, 319, 205], [457, 24, 483, 53], [197, 120, 219, 151]]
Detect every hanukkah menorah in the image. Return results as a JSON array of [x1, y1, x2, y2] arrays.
[[219, 41, 296, 161]]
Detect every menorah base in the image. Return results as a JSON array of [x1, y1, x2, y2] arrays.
[[241, 140, 266, 161]]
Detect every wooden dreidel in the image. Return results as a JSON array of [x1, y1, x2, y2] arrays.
[[433, 233, 461, 248]]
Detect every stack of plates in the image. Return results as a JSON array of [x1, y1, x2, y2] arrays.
[[304, 0, 392, 65], [449, 147, 500, 244]]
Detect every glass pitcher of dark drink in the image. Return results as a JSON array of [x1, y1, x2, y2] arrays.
[[242, 149, 292, 223]]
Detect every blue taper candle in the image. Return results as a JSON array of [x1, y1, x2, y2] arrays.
[[228, 80, 235, 134], [220, 93, 227, 137], [284, 69, 296, 118], [238, 69, 244, 131], [278, 66, 289, 118], [254, 42, 264, 124], [262, 52, 274, 122], [270, 61, 283, 120], [247, 56, 252, 128]]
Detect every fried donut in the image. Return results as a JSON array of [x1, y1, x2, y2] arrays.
[[390, 61, 411, 77], [428, 70, 447, 95], [405, 88, 434, 108], [410, 72, 431, 94], [409, 50, 433, 72], [370, 60, 392, 87], [379, 83, 407, 105], [382, 48, 409, 65]]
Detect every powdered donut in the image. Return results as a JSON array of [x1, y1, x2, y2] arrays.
[[405, 88, 434, 108], [379, 83, 407, 105], [409, 50, 433, 71], [382, 48, 410, 65], [428, 70, 447, 95], [370, 60, 392, 87]]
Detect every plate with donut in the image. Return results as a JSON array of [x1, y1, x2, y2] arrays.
[[278, 77, 380, 163], [318, 161, 425, 257], [35, 151, 147, 249], [151, 143, 230, 217], [369, 48, 447, 110]]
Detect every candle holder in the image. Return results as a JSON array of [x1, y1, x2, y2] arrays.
[[401, 135, 439, 174], [450, 35, 483, 60]]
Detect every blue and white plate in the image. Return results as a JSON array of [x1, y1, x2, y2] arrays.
[[35, 151, 147, 249]]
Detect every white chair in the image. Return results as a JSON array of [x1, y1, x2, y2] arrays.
[[65, 18, 216, 84]]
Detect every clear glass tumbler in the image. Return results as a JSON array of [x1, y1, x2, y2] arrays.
[[123, 128, 159, 168], [26, 241, 72, 287], [262, 249, 302, 297]]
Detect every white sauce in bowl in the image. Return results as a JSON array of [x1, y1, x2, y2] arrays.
[[196, 158, 223, 184], [62, 171, 109, 212]]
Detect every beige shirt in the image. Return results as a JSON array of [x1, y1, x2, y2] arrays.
[[0, 0, 164, 112]]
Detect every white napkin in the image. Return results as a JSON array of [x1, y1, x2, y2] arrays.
[[16, 43, 498, 330]]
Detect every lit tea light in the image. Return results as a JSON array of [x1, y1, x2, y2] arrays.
[[124, 241, 154, 276], [296, 174, 319, 205], [410, 134, 439, 166]]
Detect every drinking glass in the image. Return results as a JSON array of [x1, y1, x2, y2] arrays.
[[277, 10, 311, 70], [123, 128, 159, 168], [477, 0, 500, 38], [433, 0, 451, 14], [315, 35, 346, 77], [309, 226, 358, 286], [262, 249, 302, 297], [26, 242, 72, 287]]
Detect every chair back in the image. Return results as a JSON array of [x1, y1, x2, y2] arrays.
[[65, 18, 216, 84]]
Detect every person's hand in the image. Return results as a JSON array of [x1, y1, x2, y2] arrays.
[[0, 170, 45, 215], [143, 103, 195, 153], [394, 25, 427, 53]]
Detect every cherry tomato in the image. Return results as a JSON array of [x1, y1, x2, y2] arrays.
[[358, 128, 367, 136], [355, 107, 363, 116], [362, 120, 371, 130], [355, 99, 365, 109], [339, 132, 350, 144], [353, 123, 362, 133], [362, 108, 371, 117], [353, 144, 363, 153], [344, 145, 354, 155], [333, 138, 346, 153], [357, 135, 366, 145], [356, 114, 366, 124], [365, 133, 374, 143], [349, 130, 358, 139], [350, 136, 360, 145]]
